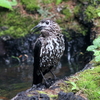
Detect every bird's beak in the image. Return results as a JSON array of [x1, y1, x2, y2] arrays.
[[31, 24, 42, 33]]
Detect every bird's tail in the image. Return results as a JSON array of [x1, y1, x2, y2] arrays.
[[32, 67, 43, 85]]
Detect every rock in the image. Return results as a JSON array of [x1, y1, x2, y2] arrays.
[[0, 38, 6, 56], [58, 91, 86, 100], [11, 79, 87, 100]]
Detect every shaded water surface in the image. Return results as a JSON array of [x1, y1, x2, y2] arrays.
[[0, 63, 33, 99]]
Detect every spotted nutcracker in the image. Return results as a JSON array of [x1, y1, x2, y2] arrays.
[[31, 19, 65, 86]]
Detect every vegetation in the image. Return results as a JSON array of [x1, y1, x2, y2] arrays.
[[87, 36, 100, 63], [41, 0, 65, 5], [79, 0, 100, 5], [56, 0, 63, 5], [74, 4, 81, 16], [21, 0, 40, 12], [65, 66, 100, 100], [42, 0, 54, 4], [84, 5, 100, 22], [1, 0, 100, 38], [0, 11, 37, 38], [0, 0, 17, 10], [61, 6, 72, 20], [75, 66, 100, 100], [37, 7, 52, 18]]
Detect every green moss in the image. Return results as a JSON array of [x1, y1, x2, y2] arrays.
[[57, 80, 79, 94], [62, 7, 72, 20], [21, 0, 40, 12], [74, 4, 81, 16], [75, 66, 100, 100], [38, 91, 47, 94], [84, 5, 100, 22], [42, 0, 54, 4], [2, 27, 26, 38], [62, 30, 72, 41], [79, 0, 100, 5], [75, 23, 87, 36], [0, 10, 39, 38], [59, 82, 69, 92], [38, 90, 57, 99]]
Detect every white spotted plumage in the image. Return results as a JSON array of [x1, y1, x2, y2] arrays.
[[33, 19, 65, 79], [39, 34, 65, 68]]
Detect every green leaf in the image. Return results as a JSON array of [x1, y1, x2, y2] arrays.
[[95, 55, 100, 62], [70, 82, 79, 91], [98, 91, 100, 94], [93, 37, 100, 47], [94, 50, 100, 56], [12, 56, 20, 62], [0, 0, 13, 10], [87, 45, 97, 51], [56, 0, 62, 5], [9, 0, 17, 6], [98, 12, 100, 17]]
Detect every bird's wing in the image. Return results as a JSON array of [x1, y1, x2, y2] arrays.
[[34, 39, 41, 60], [33, 39, 43, 84]]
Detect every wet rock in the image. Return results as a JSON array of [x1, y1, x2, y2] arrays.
[[1, 35, 11, 41], [29, 96, 39, 100], [11, 79, 87, 100], [11, 90, 50, 100], [58, 91, 86, 100], [0, 26, 8, 31], [4, 58, 11, 65], [11, 91, 29, 100], [39, 94, 50, 100], [0, 34, 39, 64], [0, 38, 6, 56]]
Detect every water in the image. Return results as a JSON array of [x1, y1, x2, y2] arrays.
[[0, 54, 87, 100], [0, 63, 33, 99]]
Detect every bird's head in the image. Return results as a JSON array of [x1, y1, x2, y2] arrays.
[[31, 19, 61, 37]]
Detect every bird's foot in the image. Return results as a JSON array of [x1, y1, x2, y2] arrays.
[[45, 78, 57, 88], [45, 81, 51, 88]]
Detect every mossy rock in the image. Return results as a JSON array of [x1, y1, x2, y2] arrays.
[[79, 0, 100, 5], [84, 5, 100, 22], [74, 4, 82, 16], [61, 6, 73, 21], [75, 66, 100, 100], [0, 10, 39, 38], [21, 0, 40, 12], [42, 0, 54, 4]]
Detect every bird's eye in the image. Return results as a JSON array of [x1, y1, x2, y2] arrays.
[[46, 21, 49, 25]]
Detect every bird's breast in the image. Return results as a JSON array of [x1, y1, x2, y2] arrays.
[[39, 35, 65, 68]]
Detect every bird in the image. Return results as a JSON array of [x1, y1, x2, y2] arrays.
[[31, 19, 65, 86]]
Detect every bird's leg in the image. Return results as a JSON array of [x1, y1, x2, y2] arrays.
[[50, 70, 57, 80], [39, 70, 46, 82], [39, 70, 50, 87]]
